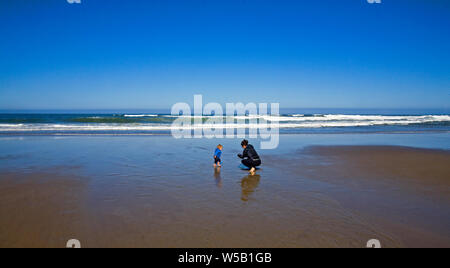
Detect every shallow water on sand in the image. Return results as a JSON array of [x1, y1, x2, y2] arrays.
[[0, 133, 449, 247]]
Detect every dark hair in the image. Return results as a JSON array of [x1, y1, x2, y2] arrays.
[[241, 140, 249, 147]]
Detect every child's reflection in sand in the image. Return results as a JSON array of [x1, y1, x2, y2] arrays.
[[241, 174, 261, 202], [214, 167, 223, 188]]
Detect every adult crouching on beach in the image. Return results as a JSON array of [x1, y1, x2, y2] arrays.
[[238, 140, 262, 175]]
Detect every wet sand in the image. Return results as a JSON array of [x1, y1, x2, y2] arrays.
[[267, 146, 450, 247], [0, 171, 88, 248], [0, 140, 449, 248]]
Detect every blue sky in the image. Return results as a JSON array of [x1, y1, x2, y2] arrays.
[[0, 0, 449, 110]]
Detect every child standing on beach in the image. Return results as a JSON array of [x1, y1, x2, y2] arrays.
[[214, 144, 223, 167]]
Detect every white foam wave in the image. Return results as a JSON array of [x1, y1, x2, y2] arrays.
[[0, 115, 448, 132], [124, 114, 158, 117], [163, 114, 450, 122]]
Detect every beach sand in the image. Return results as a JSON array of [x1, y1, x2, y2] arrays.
[[265, 146, 450, 247], [0, 136, 449, 248]]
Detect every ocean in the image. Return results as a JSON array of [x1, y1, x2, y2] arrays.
[[0, 109, 449, 135]]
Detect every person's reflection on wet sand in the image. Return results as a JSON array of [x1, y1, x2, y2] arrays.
[[241, 174, 261, 202], [214, 167, 223, 188]]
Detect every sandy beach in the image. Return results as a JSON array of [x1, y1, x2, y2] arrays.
[[0, 135, 449, 248]]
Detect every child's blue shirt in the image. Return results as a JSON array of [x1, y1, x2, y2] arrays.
[[214, 148, 222, 159]]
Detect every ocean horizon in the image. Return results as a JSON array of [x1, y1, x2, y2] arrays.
[[0, 108, 449, 115]]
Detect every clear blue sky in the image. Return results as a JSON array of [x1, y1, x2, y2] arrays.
[[0, 0, 449, 110]]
